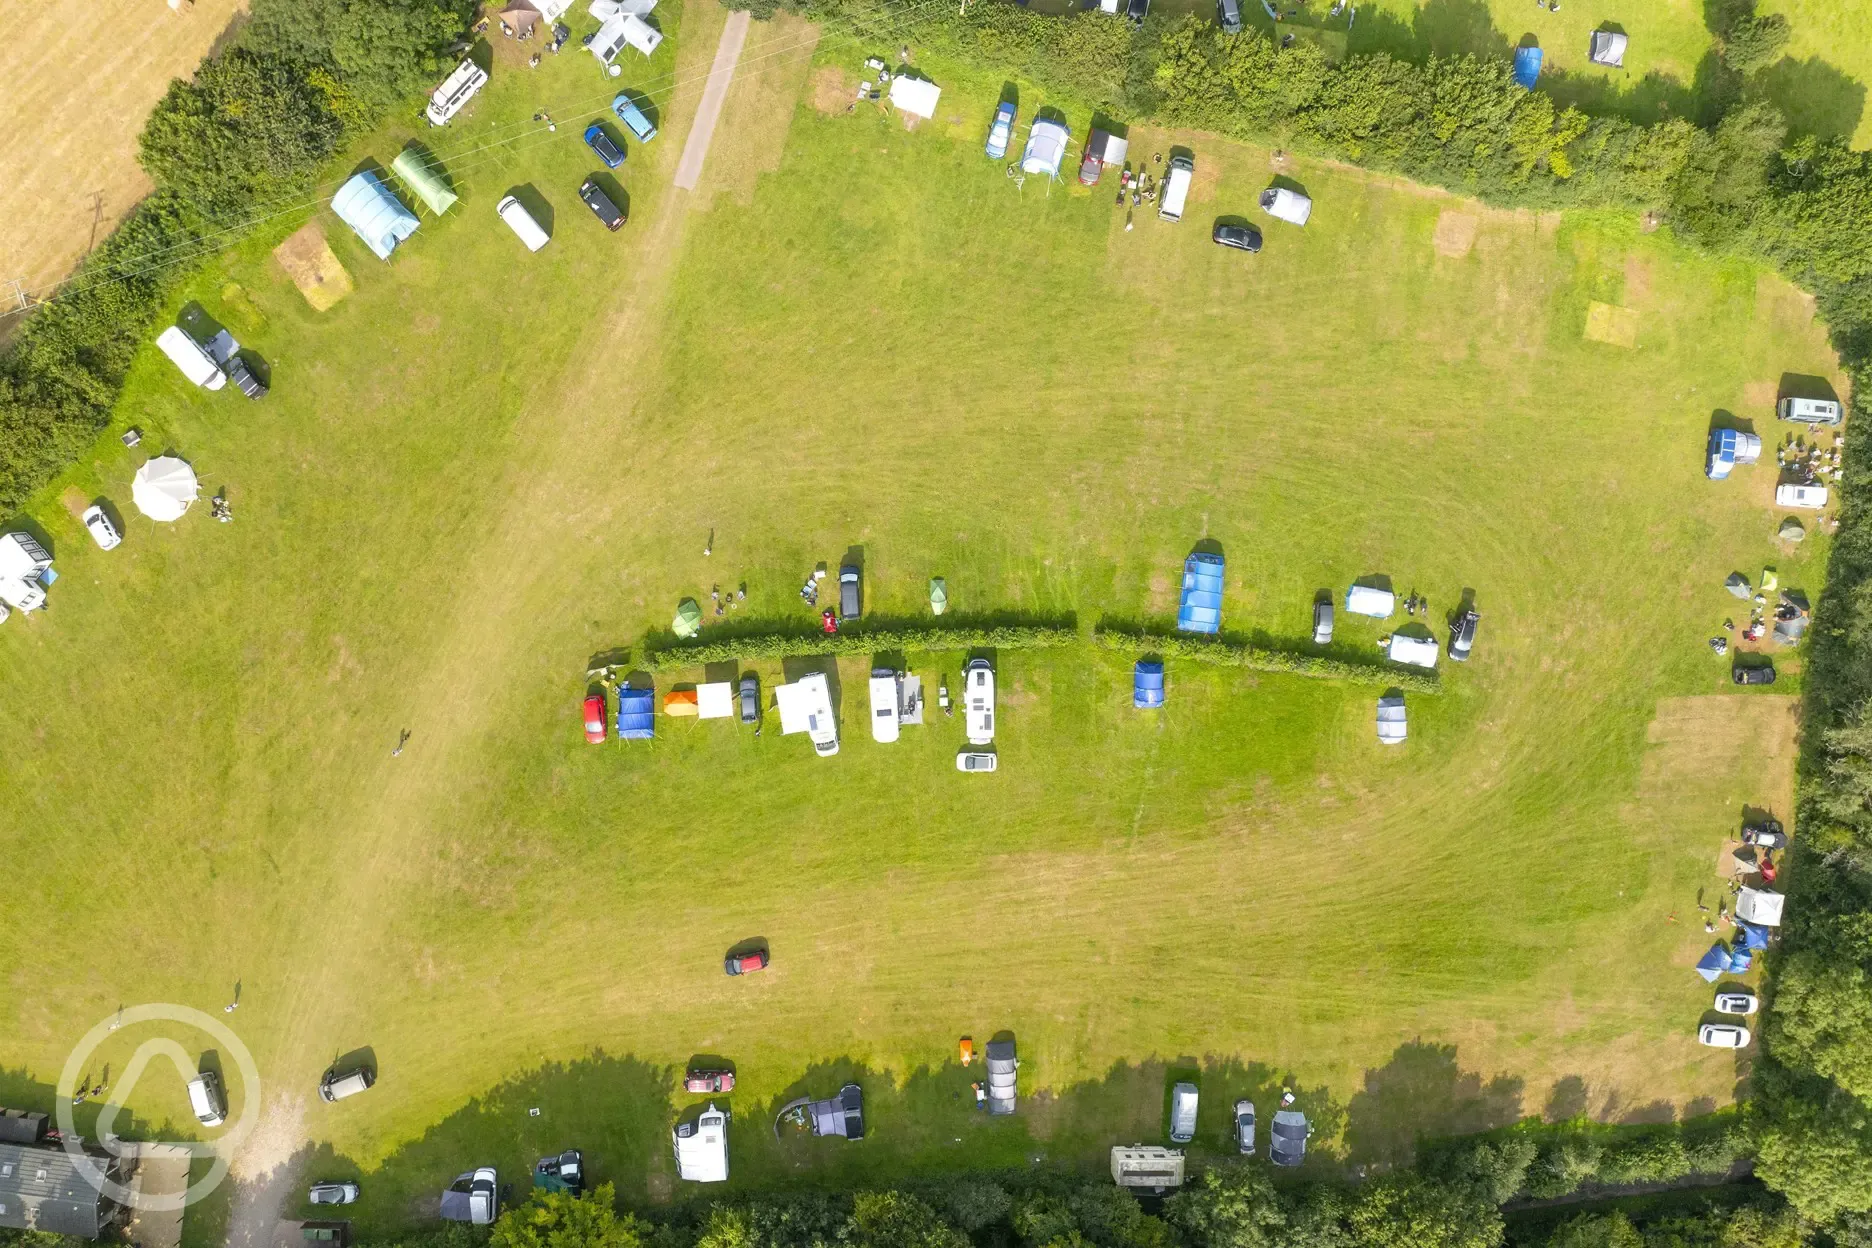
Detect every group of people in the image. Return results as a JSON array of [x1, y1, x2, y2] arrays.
[[211, 493, 232, 523]]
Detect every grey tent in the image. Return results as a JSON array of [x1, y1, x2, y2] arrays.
[[1779, 516, 1806, 542], [1725, 573, 1752, 600], [1376, 694, 1407, 745], [1589, 30, 1627, 67], [809, 1085, 866, 1139], [985, 1038, 1018, 1115], [1270, 1109, 1309, 1166]]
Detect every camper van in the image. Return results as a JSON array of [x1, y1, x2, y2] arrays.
[[187, 1072, 226, 1127], [868, 669, 901, 744], [1159, 155, 1194, 222], [1778, 396, 1843, 425], [318, 1064, 375, 1103], [156, 326, 227, 390], [497, 196, 550, 252], [425, 59, 488, 126], [1169, 1083, 1199, 1143]]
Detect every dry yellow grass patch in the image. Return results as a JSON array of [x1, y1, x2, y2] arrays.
[[1585, 300, 1640, 347], [273, 223, 353, 311], [1432, 210, 1479, 258]]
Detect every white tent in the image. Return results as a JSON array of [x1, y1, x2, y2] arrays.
[[1589, 29, 1627, 67], [888, 76, 941, 120], [589, 0, 654, 16], [1020, 120, 1070, 177], [589, 12, 660, 63], [1376, 695, 1407, 745], [1737, 887, 1785, 927], [1345, 585, 1394, 617], [695, 682, 735, 720], [1260, 187, 1313, 226], [672, 1104, 728, 1182], [1387, 634, 1439, 669], [132, 457, 200, 522]]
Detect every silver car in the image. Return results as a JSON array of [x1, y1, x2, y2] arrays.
[[1713, 991, 1759, 1016], [1698, 1023, 1751, 1049], [1234, 1099, 1256, 1154], [1312, 600, 1333, 644], [309, 1182, 358, 1205], [1169, 1082, 1198, 1143]]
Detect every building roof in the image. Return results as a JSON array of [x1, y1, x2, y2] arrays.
[[0, 1142, 118, 1238]]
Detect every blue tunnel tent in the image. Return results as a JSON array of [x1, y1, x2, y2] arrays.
[[616, 685, 655, 740], [1134, 660, 1165, 709], [332, 170, 420, 261], [1728, 947, 1753, 973], [1738, 922, 1771, 952], [1513, 45, 1542, 89], [1177, 553, 1225, 634], [1695, 942, 1729, 982]]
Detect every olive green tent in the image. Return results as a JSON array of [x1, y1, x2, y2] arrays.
[[672, 597, 703, 638], [930, 577, 947, 615], [391, 146, 459, 215]]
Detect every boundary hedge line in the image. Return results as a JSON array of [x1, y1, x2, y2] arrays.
[[1093, 627, 1441, 691], [640, 623, 1077, 670]]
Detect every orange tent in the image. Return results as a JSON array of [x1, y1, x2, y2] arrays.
[[663, 689, 699, 717]]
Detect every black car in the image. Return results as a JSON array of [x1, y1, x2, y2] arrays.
[[1212, 221, 1262, 253], [839, 564, 861, 621], [1126, 0, 1148, 24], [579, 178, 626, 231], [738, 673, 760, 724], [1733, 662, 1777, 686], [1448, 608, 1479, 661]]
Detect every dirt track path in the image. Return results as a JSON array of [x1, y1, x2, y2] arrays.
[[674, 10, 750, 191]]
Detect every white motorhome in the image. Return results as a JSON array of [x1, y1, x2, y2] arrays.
[[673, 1104, 728, 1183], [1158, 155, 1194, 222], [1777, 396, 1842, 425], [963, 659, 995, 745], [1776, 483, 1829, 509], [868, 669, 901, 744], [156, 325, 227, 390], [425, 59, 489, 126], [0, 532, 52, 615], [497, 196, 550, 252], [776, 672, 839, 756]]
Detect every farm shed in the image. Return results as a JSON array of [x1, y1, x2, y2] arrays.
[[332, 171, 419, 261], [888, 76, 941, 120], [616, 685, 655, 739], [1133, 660, 1164, 708], [1177, 553, 1225, 633], [392, 148, 459, 215]]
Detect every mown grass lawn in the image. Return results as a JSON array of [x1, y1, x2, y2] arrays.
[[0, 4, 1847, 1229]]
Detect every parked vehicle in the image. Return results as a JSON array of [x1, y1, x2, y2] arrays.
[[1778, 396, 1842, 425], [1211, 221, 1262, 253], [497, 196, 550, 252], [82, 504, 121, 551], [956, 750, 998, 773], [584, 692, 607, 743], [1741, 819, 1787, 849], [579, 178, 626, 231], [442, 1168, 497, 1225], [725, 949, 768, 976], [839, 564, 861, 620], [611, 93, 658, 142], [309, 1183, 359, 1205], [985, 101, 1015, 160], [1714, 990, 1759, 1016], [1312, 600, 1333, 644], [318, 1064, 375, 1103], [534, 1150, 583, 1195], [738, 673, 760, 724], [1449, 608, 1479, 661], [187, 1071, 226, 1127], [583, 123, 625, 168], [1217, 0, 1242, 31], [685, 1068, 736, 1093], [1775, 483, 1828, 509], [1234, 1099, 1256, 1154], [1698, 1023, 1751, 1049], [1126, 0, 1148, 25], [964, 658, 995, 745], [869, 669, 901, 744], [1169, 1083, 1198, 1143], [1159, 155, 1193, 222], [1733, 662, 1777, 686]]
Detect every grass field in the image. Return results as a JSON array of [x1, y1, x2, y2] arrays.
[[0, 0, 1849, 1231]]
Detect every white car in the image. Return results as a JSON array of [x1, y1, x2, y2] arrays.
[[964, 659, 995, 745], [1714, 990, 1759, 1016], [308, 1181, 358, 1205], [956, 750, 997, 773], [868, 669, 900, 744], [82, 505, 121, 551], [1697, 1023, 1751, 1049]]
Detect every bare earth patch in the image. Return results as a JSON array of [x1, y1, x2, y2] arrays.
[[1623, 254, 1654, 305], [273, 223, 353, 312], [1584, 301, 1640, 348], [61, 487, 90, 520], [811, 66, 853, 115], [1432, 210, 1478, 258]]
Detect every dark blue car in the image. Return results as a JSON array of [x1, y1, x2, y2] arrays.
[[583, 123, 625, 168]]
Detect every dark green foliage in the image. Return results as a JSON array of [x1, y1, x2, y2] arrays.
[[1722, 13, 1792, 77], [639, 623, 1077, 670], [1347, 1170, 1502, 1248], [1765, 951, 1872, 1101], [1524, 1138, 1604, 1199], [1092, 628, 1441, 691], [490, 1185, 650, 1248]]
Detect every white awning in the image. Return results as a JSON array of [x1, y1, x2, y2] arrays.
[[889, 76, 941, 120], [1737, 887, 1784, 927], [696, 682, 734, 720]]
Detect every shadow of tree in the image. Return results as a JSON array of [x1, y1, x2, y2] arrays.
[[1343, 1040, 1524, 1165], [1759, 56, 1868, 140]]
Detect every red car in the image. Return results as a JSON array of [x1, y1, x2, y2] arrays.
[[583, 692, 607, 743], [684, 1068, 735, 1093], [724, 949, 768, 976]]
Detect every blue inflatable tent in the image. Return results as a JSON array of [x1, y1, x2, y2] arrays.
[[1513, 46, 1543, 89], [1738, 922, 1771, 951], [332, 170, 420, 261], [1694, 942, 1729, 982], [616, 685, 655, 740], [1177, 553, 1225, 634], [1728, 947, 1754, 973], [1134, 660, 1165, 709]]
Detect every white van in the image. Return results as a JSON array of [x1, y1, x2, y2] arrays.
[[1169, 1083, 1198, 1143], [186, 1071, 226, 1127], [319, 1064, 375, 1103], [964, 659, 995, 745], [156, 326, 227, 390], [497, 196, 550, 252], [868, 669, 901, 744], [1158, 155, 1194, 223], [1778, 396, 1843, 425], [1776, 483, 1829, 509]]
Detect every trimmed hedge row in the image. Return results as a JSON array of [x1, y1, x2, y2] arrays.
[[639, 624, 1078, 671], [1093, 628, 1441, 691]]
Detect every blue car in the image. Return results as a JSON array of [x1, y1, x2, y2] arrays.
[[985, 101, 1015, 160], [584, 123, 625, 168], [611, 94, 658, 142]]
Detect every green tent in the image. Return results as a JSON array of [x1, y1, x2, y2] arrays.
[[672, 598, 703, 638], [930, 577, 947, 615], [391, 146, 459, 215]]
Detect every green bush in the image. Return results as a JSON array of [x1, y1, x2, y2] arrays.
[[1523, 1138, 1603, 1199], [640, 624, 1077, 670], [1594, 1133, 1690, 1184], [1092, 628, 1441, 691]]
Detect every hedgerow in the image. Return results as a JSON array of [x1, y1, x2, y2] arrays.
[[640, 623, 1077, 670], [1093, 627, 1441, 691]]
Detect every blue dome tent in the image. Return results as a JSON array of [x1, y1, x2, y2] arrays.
[[1513, 46, 1543, 89], [1134, 660, 1165, 709], [1177, 553, 1225, 634]]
